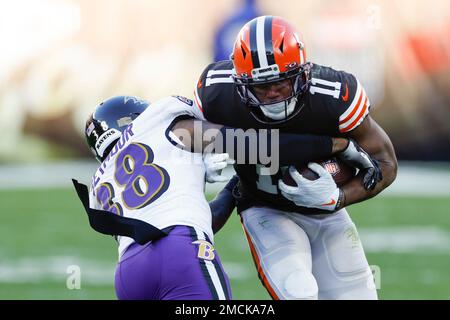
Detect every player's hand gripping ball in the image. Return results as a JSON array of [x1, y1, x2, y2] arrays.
[[282, 157, 356, 187]]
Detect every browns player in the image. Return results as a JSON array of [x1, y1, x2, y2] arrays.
[[193, 16, 397, 299]]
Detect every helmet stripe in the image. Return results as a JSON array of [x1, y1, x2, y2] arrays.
[[264, 16, 275, 66], [256, 16, 268, 67], [249, 18, 260, 68], [300, 48, 305, 65]]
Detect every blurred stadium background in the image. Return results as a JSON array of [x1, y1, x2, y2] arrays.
[[0, 0, 449, 299]]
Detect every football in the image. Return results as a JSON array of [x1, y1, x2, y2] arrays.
[[282, 157, 357, 187]]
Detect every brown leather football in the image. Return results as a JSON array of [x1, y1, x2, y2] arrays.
[[282, 157, 356, 187]]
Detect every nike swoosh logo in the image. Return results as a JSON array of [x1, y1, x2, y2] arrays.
[[342, 84, 349, 102], [321, 199, 336, 206]]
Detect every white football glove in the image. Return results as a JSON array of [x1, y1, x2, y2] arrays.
[[278, 163, 341, 211], [203, 153, 235, 183], [337, 139, 382, 190]]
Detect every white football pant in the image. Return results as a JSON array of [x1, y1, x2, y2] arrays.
[[240, 206, 378, 300]]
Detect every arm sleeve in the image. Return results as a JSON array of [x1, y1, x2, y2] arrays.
[[209, 175, 239, 234], [214, 126, 333, 166]]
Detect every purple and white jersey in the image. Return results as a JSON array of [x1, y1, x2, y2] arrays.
[[88, 96, 212, 258]]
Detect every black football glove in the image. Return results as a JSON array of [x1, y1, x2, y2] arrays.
[[337, 139, 383, 190]]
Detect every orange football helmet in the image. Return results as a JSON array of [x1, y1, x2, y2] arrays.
[[231, 16, 311, 124]]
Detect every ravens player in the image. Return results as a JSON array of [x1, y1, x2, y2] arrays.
[[77, 95, 238, 300], [193, 16, 397, 299]]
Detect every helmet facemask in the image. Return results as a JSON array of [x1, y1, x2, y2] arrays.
[[234, 63, 311, 125]]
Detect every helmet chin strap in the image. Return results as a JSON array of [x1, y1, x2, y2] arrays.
[[259, 97, 297, 120]]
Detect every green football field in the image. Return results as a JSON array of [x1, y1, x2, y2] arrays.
[[0, 187, 449, 300]]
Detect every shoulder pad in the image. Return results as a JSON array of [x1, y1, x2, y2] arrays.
[[194, 60, 236, 116]]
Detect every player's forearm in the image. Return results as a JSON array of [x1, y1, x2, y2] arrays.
[[338, 116, 398, 209], [209, 176, 239, 234], [171, 118, 222, 152], [214, 126, 342, 166], [173, 119, 350, 165]]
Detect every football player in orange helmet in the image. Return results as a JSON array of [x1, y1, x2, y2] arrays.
[[194, 16, 397, 300]]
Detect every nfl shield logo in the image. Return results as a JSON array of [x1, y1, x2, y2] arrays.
[[323, 161, 340, 176]]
